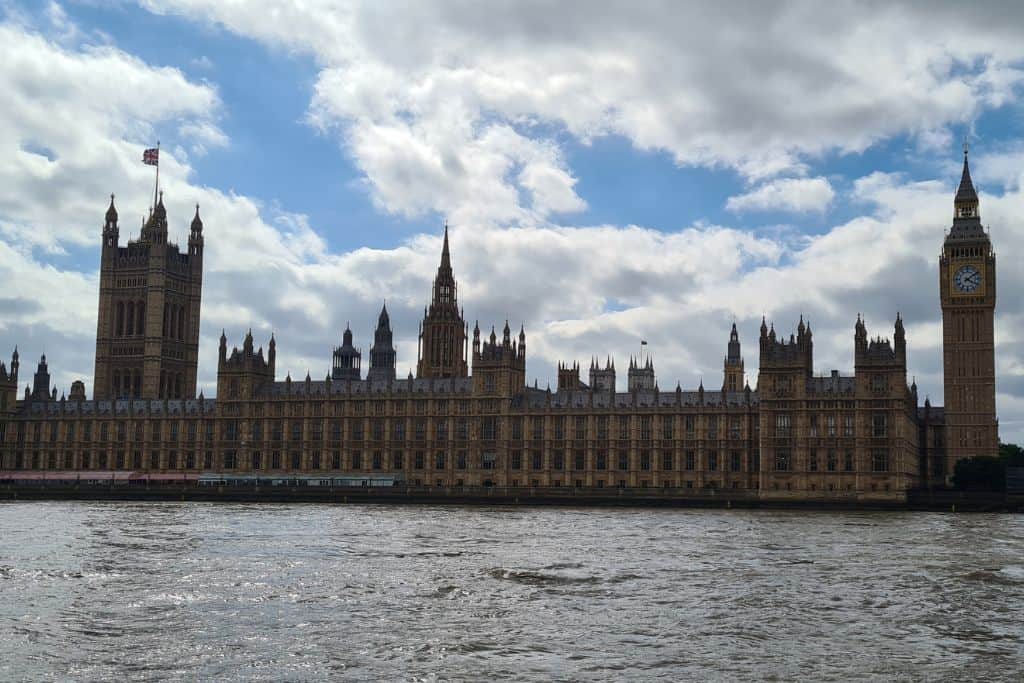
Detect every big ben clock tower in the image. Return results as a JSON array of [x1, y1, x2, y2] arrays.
[[940, 145, 998, 482]]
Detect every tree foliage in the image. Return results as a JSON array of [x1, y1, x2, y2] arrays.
[[952, 442, 1024, 491]]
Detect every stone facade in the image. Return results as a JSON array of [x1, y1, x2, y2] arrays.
[[93, 193, 204, 400], [0, 153, 1004, 502]]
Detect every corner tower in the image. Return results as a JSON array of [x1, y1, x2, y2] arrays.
[[940, 146, 998, 478], [417, 225, 468, 379], [93, 194, 204, 399]]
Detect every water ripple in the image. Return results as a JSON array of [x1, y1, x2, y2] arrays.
[[0, 503, 1022, 681]]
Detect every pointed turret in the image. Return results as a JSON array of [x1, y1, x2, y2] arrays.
[[105, 193, 118, 226], [368, 301, 397, 382]]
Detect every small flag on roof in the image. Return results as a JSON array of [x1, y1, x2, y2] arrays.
[[143, 147, 159, 166]]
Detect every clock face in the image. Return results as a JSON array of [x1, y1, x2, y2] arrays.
[[954, 265, 981, 293]]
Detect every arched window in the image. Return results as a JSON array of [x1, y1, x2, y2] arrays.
[[175, 374, 183, 399], [178, 306, 185, 340], [133, 371, 141, 398], [116, 302, 125, 337], [136, 302, 145, 335], [126, 303, 134, 337], [169, 306, 176, 341], [113, 370, 121, 397], [163, 303, 169, 337], [159, 371, 166, 398]]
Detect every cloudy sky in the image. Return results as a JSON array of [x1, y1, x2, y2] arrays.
[[1, 1, 1022, 442]]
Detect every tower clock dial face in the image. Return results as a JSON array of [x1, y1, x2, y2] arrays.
[[954, 265, 981, 293]]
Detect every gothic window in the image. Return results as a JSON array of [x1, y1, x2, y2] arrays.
[[482, 417, 498, 440], [826, 450, 837, 471], [553, 451, 564, 470], [844, 452, 854, 472], [575, 416, 587, 440], [640, 416, 652, 441], [809, 450, 819, 472], [116, 302, 125, 337], [827, 415, 836, 437], [730, 451, 742, 472], [844, 415, 855, 437], [554, 417, 564, 440], [775, 414, 792, 438], [872, 413, 887, 438], [393, 451, 403, 469], [617, 451, 629, 471], [511, 418, 522, 440], [532, 417, 544, 440], [532, 452, 543, 470], [640, 451, 651, 471], [574, 452, 585, 470], [511, 451, 522, 470], [663, 452, 673, 471], [662, 418, 674, 441], [414, 451, 424, 469], [137, 302, 145, 335], [596, 452, 608, 470], [774, 450, 790, 472], [372, 452, 382, 470], [685, 450, 695, 470], [178, 306, 185, 340], [871, 449, 889, 472], [708, 451, 718, 471], [125, 304, 134, 337]]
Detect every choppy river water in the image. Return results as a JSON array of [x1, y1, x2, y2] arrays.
[[1, 503, 1022, 681]]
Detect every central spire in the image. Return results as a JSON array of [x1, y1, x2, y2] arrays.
[[440, 221, 452, 272], [955, 141, 979, 218]]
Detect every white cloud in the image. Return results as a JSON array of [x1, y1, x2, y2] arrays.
[[726, 177, 835, 214], [140, 0, 1024, 224]]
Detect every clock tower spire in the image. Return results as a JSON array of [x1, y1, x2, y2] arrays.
[[939, 144, 998, 483]]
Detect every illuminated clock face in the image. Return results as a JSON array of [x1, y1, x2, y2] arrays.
[[954, 265, 981, 293]]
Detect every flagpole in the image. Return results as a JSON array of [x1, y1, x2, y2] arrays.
[[153, 140, 160, 209]]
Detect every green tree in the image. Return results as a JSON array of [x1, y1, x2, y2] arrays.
[[952, 443, 1024, 491]]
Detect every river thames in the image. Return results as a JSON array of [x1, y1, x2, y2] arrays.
[[1, 503, 1021, 681]]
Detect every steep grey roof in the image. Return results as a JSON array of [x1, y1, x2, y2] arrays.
[[266, 376, 474, 398], [917, 405, 945, 423], [509, 387, 758, 410], [807, 374, 856, 395], [23, 398, 215, 417]]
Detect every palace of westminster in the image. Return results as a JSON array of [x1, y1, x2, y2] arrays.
[[0, 151, 1000, 500]]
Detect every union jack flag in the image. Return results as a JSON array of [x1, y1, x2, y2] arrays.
[[142, 148, 159, 166]]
